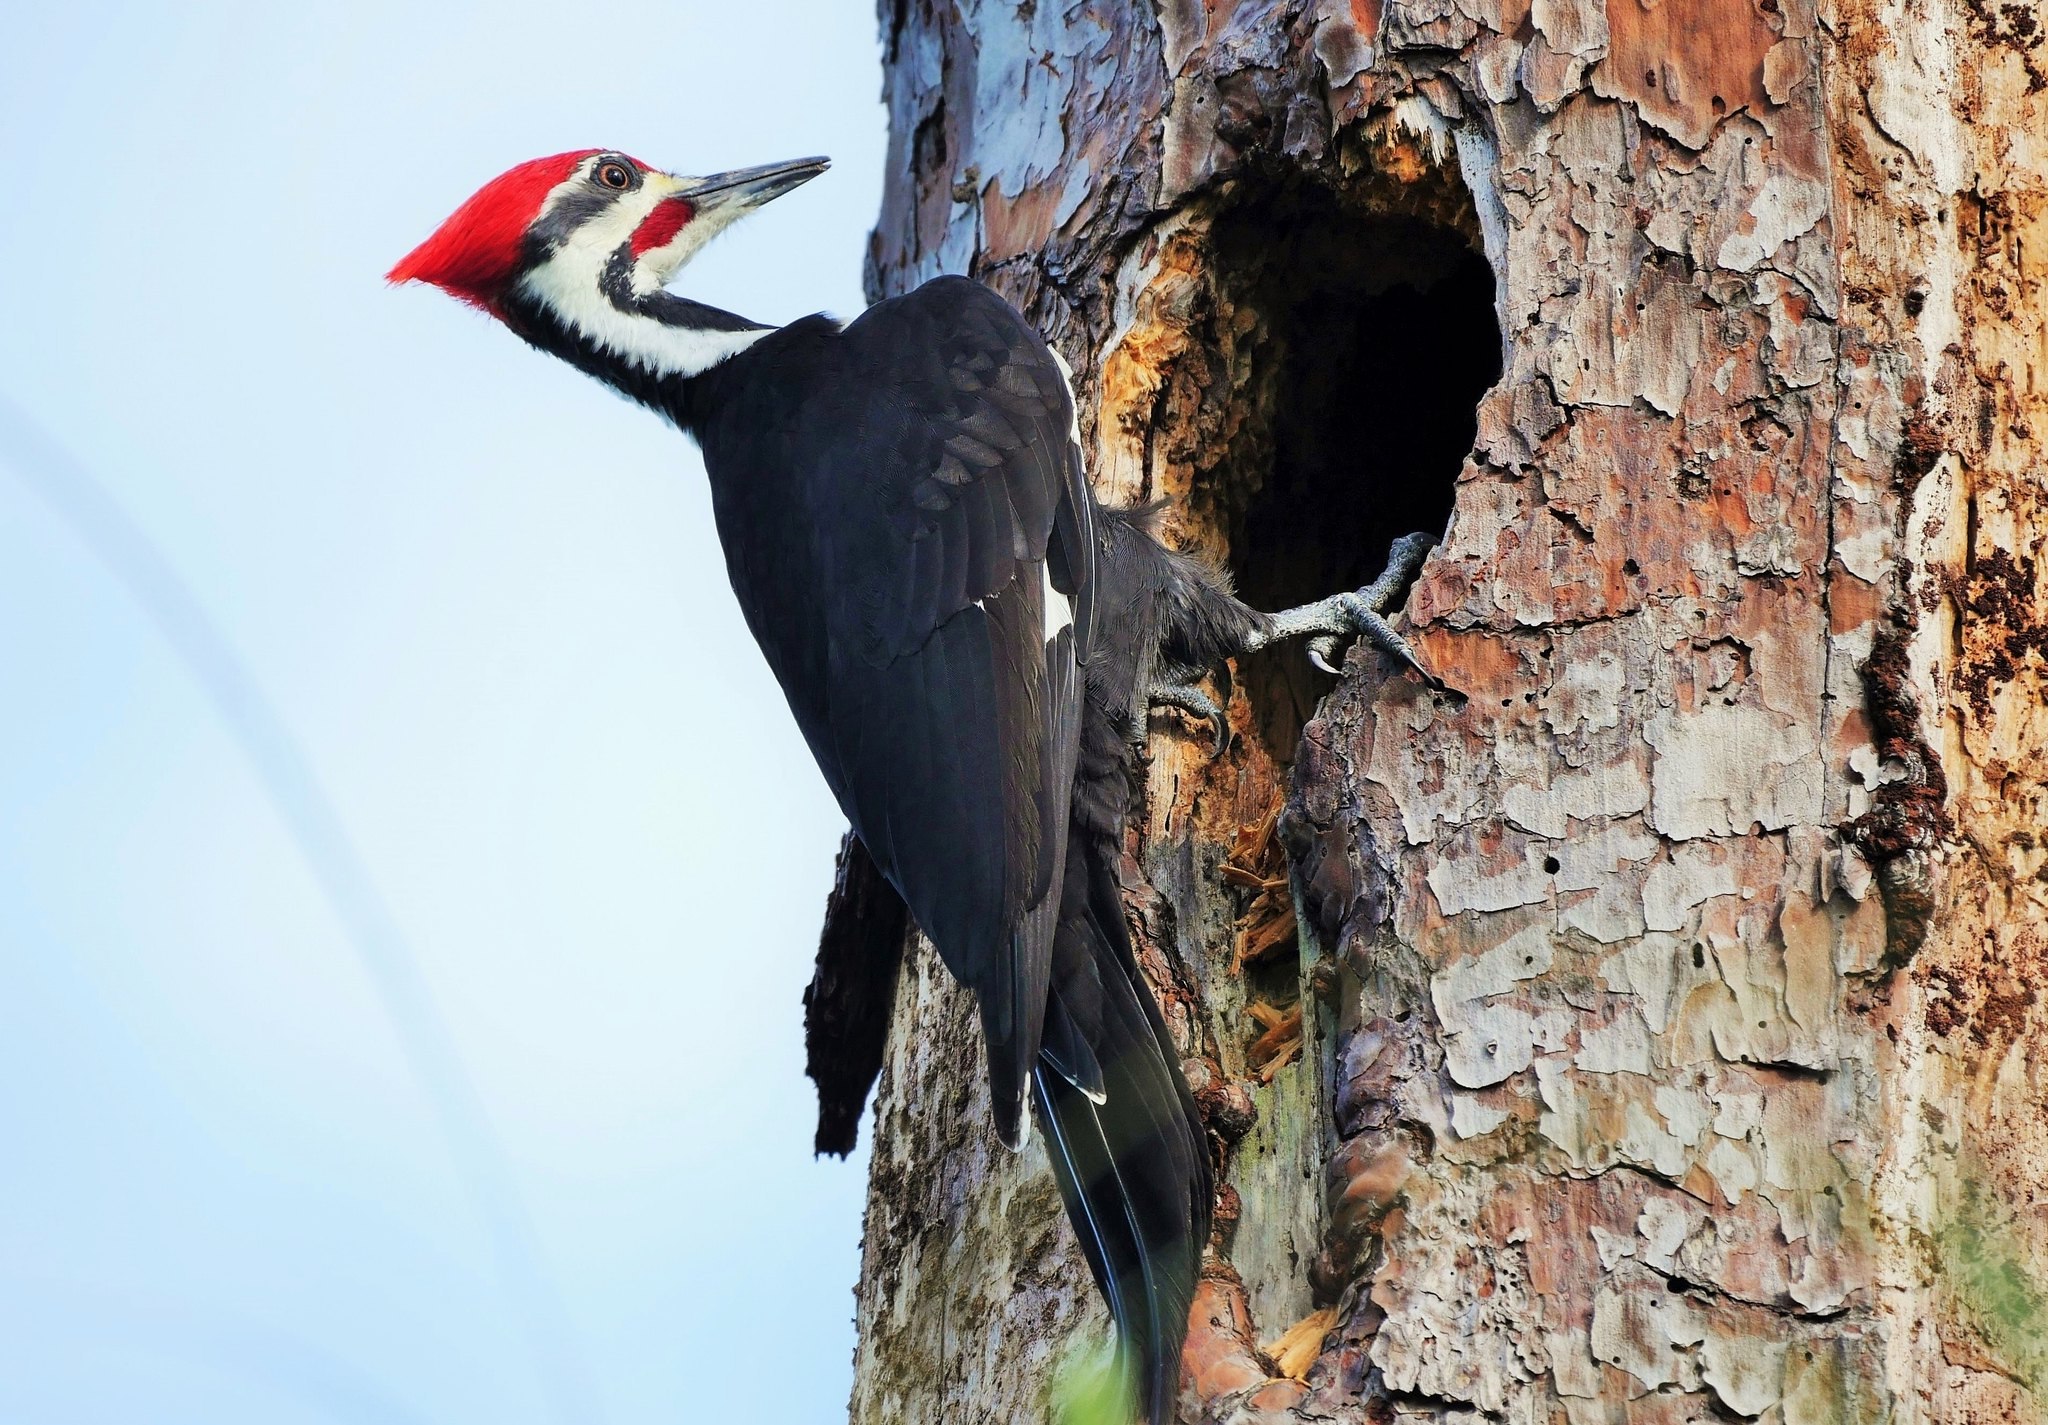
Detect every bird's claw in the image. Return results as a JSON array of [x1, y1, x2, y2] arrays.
[[1343, 604, 1446, 692], [1148, 681, 1230, 754], [1312, 532, 1446, 688]]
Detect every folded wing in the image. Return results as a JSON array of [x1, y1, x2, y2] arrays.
[[814, 276, 1094, 1145]]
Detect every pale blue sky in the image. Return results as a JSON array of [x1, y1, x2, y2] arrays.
[[1, 4, 886, 1422]]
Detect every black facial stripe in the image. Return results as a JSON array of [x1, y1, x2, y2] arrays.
[[640, 291, 763, 332], [600, 243, 640, 311], [595, 237, 764, 330], [525, 185, 615, 259], [595, 242, 766, 333]]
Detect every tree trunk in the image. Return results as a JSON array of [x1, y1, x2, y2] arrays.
[[843, 1, 2048, 1420]]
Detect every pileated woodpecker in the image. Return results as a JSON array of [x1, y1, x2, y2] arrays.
[[392, 149, 1436, 1425]]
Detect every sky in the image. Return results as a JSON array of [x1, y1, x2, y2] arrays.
[[0, 5, 887, 1423]]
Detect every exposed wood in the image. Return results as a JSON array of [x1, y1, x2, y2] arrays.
[[1265, 1306, 1341, 1383], [849, 0, 2048, 1420]]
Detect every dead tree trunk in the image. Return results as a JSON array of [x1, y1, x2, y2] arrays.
[[840, 1, 2048, 1419]]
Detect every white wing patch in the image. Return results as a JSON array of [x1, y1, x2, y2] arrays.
[[1043, 563, 1073, 645], [1044, 348, 1086, 648], [1048, 347, 1086, 451], [954, 349, 1085, 646]]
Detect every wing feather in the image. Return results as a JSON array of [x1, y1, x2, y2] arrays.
[[805, 276, 1092, 1144]]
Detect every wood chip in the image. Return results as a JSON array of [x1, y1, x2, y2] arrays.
[[1219, 862, 1271, 890], [1232, 892, 1273, 930], [1255, 1038, 1303, 1082], [1233, 910, 1299, 971], [1229, 802, 1281, 869], [1248, 1005, 1304, 1070], [1264, 1306, 1339, 1380], [1246, 1000, 1292, 1032]]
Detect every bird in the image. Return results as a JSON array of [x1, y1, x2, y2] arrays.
[[391, 148, 1438, 1425]]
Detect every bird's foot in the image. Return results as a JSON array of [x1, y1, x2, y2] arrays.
[[1250, 531, 1446, 690], [1147, 680, 1229, 753], [1305, 605, 1433, 687]]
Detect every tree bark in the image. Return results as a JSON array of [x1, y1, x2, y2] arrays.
[[844, 1, 2048, 1420]]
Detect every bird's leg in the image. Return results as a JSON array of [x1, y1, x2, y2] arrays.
[[1143, 531, 1442, 757], [1147, 673, 1229, 752], [1239, 531, 1443, 687]]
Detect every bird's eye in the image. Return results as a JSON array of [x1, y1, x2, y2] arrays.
[[595, 160, 633, 191]]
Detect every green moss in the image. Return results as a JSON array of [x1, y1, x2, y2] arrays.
[[1049, 1339, 1126, 1425], [1938, 1180, 2048, 1391]]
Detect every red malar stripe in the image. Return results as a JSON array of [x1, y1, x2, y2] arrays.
[[629, 197, 695, 256]]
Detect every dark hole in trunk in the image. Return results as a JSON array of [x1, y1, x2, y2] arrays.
[[1211, 195, 1502, 756]]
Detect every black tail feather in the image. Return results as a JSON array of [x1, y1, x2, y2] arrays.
[[1036, 840, 1211, 1425]]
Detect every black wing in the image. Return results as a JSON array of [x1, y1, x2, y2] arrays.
[[813, 276, 1094, 1145], [794, 485, 1215, 1425]]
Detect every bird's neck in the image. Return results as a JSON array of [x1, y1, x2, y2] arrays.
[[503, 282, 775, 413]]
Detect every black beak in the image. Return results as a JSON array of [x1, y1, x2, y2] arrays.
[[683, 156, 830, 211]]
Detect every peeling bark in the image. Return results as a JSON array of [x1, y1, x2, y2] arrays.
[[847, 0, 2048, 1419]]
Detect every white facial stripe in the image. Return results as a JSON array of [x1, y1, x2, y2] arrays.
[[516, 161, 770, 379], [521, 255, 771, 377]]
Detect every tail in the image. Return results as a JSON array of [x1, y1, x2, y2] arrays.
[[1036, 836, 1212, 1425]]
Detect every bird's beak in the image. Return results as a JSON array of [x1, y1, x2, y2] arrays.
[[680, 156, 830, 215]]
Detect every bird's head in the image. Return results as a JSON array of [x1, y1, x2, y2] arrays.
[[388, 149, 828, 328]]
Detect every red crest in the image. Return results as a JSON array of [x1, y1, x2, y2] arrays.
[[388, 150, 602, 310]]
